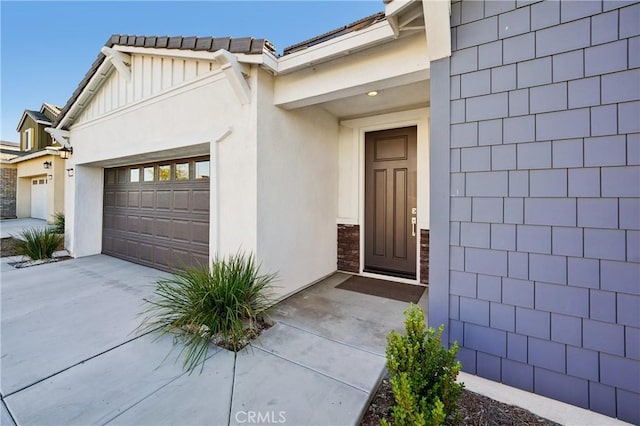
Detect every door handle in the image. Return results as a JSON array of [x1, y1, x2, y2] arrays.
[[411, 217, 417, 237]]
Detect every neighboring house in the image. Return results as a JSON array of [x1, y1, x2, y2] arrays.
[[47, 0, 638, 422], [9, 103, 65, 222], [0, 141, 21, 218]]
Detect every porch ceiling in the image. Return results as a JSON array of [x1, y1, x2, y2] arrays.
[[320, 79, 429, 120]]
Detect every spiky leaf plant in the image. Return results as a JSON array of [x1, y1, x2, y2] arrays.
[[15, 227, 64, 260], [52, 212, 65, 234], [140, 252, 276, 373]]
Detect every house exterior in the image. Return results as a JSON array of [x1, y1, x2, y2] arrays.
[[0, 141, 21, 218], [6, 103, 65, 222], [428, 0, 639, 423], [48, 0, 638, 422]]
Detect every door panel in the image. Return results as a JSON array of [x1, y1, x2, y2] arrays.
[[365, 127, 417, 279]]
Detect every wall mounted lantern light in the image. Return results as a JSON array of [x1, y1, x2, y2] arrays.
[[66, 168, 74, 177], [43, 160, 52, 169], [59, 145, 73, 160]]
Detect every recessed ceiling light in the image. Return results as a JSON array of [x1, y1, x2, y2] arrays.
[[367, 91, 378, 97]]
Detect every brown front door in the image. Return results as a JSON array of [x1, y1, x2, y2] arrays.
[[364, 126, 417, 279]]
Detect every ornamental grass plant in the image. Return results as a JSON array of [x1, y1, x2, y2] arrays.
[[52, 212, 65, 234], [15, 227, 64, 260], [140, 252, 276, 372], [383, 304, 464, 426]]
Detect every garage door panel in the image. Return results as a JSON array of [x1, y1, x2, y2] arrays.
[[140, 217, 154, 235], [104, 192, 115, 208], [192, 222, 209, 244], [141, 191, 154, 208], [127, 216, 140, 232], [173, 220, 190, 242], [128, 192, 140, 207], [140, 244, 154, 262], [156, 191, 171, 209], [114, 214, 127, 231], [155, 218, 172, 238], [127, 241, 139, 258], [116, 192, 128, 207], [193, 190, 209, 212], [173, 191, 190, 210], [103, 157, 210, 272]]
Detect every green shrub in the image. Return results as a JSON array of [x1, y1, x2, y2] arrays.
[[140, 252, 276, 372], [52, 212, 65, 234], [383, 304, 464, 426], [15, 227, 64, 260]]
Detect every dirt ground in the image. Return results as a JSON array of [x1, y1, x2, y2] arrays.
[[360, 377, 559, 426], [0, 237, 22, 257]]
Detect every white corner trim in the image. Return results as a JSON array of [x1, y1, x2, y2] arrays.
[[100, 46, 132, 82], [44, 128, 70, 145], [212, 50, 251, 105], [422, 0, 452, 61]]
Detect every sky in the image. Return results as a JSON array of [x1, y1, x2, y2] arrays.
[[0, 0, 383, 142]]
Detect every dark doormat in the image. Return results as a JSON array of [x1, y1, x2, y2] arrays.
[[336, 275, 425, 303]]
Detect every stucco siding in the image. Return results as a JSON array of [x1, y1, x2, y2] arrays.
[[256, 69, 339, 300], [432, 1, 640, 422]]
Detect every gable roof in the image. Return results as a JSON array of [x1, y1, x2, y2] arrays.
[[53, 34, 275, 128], [16, 109, 52, 132], [283, 12, 386, 55], [16, 102, 62, 132]]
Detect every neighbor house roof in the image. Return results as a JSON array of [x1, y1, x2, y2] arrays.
[[283, 12, 386, 55], [53, 35, 275, 128], [16, 109, 52, 132]]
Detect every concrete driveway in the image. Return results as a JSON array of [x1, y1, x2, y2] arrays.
[[1, 255, 404, 425], [0, 218, 49, 239]]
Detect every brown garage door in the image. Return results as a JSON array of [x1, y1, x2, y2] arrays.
[[103, 157, 210, 271]]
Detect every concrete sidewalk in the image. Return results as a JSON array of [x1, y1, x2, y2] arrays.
[[1, 256, 409, 425]]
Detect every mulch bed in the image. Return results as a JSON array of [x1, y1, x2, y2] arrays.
[[360, 377, 560, 426], [0, 237, 22, 257]]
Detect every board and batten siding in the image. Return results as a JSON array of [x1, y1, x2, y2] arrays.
[[76, 55, 220, 125], [429, 0, 640, 423]]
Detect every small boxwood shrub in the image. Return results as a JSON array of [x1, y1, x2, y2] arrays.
[[383, 304, 464, 426]]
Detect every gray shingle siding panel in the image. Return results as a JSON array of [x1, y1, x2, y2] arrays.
[[531, 0, 560, 30], [585, 40, 628, 77], [439, 1, 640, 420], [499, 7, 530, 38], [560, 0, 602, 22], [589, 381, 617, 417], [503, 33, 535, 64], [534, 368, 589, 408], [552, 50, 584, 82], [535, 18, 591, 57], [619, 2, 640, 38]]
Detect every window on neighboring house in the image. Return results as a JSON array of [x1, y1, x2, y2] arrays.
[[24, 128, 33, 151]]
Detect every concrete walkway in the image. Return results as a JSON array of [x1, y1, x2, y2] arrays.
[[0, 218, 48, 239], [1, 255, 414, 425]]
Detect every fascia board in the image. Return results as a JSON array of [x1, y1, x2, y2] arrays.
[[58, 59, 114, 129], [9, 148, 59, 164], [385, 0, 420, 17], [277, 21, 395, 74]]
